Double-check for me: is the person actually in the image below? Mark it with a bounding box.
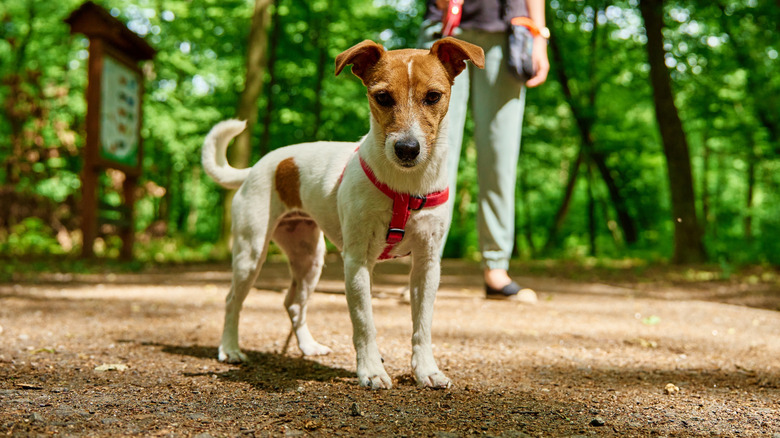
[418,0,550,301]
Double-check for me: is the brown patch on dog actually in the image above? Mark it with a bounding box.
[363,49,458,151]
[277,211,315,233]
[275,157,302,208]
[334,39,484,160]
[430,38,485,82]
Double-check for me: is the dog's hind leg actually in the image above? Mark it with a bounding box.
[273,215,332,356]
[219,207,274,364]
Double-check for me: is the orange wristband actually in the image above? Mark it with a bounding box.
[510,16,541,37]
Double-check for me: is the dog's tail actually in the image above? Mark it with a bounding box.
[201,119,252,189]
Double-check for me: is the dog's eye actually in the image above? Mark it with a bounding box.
[424,91,442,105]
[374,91,395,107]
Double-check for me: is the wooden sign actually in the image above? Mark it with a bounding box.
[66,1,156,259]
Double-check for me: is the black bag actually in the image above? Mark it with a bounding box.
[508,21,535,80]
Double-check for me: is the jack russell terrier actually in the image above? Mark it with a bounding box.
[202,37,484,389]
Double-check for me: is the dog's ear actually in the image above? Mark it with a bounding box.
[430,37,485,81]
[335,40,385,82]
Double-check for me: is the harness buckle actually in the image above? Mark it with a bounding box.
[409,195,427,211]
[386,228,405,244]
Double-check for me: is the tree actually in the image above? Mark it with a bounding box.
[219,0,274,249]
[639,0,706,263]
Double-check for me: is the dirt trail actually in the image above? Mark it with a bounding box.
[1,258,779,437]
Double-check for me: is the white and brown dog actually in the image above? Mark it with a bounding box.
[202,38,484,389]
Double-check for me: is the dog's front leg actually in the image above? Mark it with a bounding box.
[409,249,451,389]
[343,254,393,389]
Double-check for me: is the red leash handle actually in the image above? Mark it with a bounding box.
[442,0,464,36]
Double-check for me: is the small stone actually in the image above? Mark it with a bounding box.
[53,405,75,418]
[102,417,120,425]
[94,363,128,372]
[590,417,605,427]
[29,412,44,423]
[350,402,363,417]
[187,413,208,421]
[664,383,680,395]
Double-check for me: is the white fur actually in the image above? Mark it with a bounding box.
[202,74,453,392]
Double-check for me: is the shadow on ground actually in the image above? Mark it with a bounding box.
[152,342,354,393]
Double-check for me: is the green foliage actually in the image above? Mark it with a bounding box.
[0,0,778,266]
[0,218,64,256]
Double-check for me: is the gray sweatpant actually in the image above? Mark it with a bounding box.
[419,22,527,270]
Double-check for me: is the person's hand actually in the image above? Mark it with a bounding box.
[526,37,550,88]
[435,0,448,10]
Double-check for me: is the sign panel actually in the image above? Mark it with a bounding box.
[100,55,141,167]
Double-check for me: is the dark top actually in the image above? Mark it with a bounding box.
[424,0,528,33]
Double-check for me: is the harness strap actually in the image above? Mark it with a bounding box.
[359,156,449,260]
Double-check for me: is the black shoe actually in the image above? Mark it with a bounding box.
[485,281,538,303]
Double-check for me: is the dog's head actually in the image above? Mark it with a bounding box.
[335,38,484,170]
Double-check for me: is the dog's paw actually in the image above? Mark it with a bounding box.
[357,360,393,389]
[416,371,451,389]
[358,371,393,390]
[218,345,248,364]
[299,341,333,357]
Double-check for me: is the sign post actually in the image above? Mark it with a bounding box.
[66,1,156,259]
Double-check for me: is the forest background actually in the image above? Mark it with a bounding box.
[1,0,778,274]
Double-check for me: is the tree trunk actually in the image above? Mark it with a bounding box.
[544,149,583,252]
[219,0,274,249]
[259,1,282,156]
[588,151,638,244]
[639,0,706,264]
[586,162,597,257]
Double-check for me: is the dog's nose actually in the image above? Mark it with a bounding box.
[394,138,420,162]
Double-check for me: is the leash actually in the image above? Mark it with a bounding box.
[442,0,464,36]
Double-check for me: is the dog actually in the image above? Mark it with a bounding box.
[201,38,484,389]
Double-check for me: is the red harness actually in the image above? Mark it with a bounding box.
[357,156,449,260]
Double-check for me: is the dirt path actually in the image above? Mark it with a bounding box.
[1,258,779,437]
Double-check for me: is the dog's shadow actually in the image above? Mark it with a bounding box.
[147,342,354,393]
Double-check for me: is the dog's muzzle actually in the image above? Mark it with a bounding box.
[394,138,420,166]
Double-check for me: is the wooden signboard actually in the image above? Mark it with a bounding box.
[66,1,155,259]
[100,55,142,169]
